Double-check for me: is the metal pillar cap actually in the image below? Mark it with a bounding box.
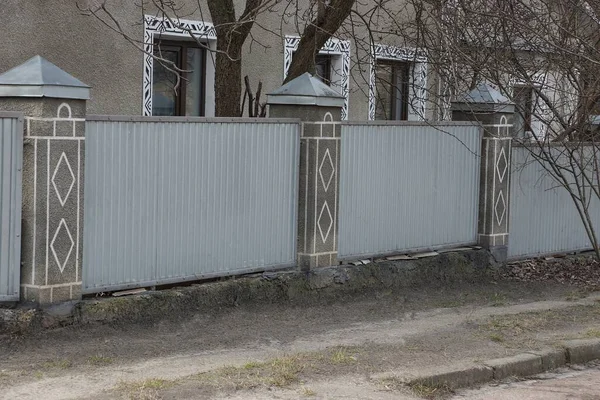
[0,55,90,100]
[267,73,344,107]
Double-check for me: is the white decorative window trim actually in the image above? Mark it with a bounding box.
[369,44,428,121]
[283,36,351,120]
[143,15,217,117]
[509,73,551,141]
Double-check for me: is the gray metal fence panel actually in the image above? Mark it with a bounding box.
[338,122,482,259]
[0,113,23,301]
[83,118,299,293]
[508,145,600,259]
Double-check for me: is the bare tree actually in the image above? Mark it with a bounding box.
[284,0,356,83]
[380,0,600,259]
[78,0,358,116]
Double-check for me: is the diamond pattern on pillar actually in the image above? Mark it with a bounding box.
[318,202,333,243]
[496,146,508,183]
[494,190,507,226]
[50,218,75,273]
[319,148,335,192]
[52,152,76,207]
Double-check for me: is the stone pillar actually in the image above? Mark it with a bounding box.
[0,56,90,304]
[452,83,514,261]
[268,73,344,269]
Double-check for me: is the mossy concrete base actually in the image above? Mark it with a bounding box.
[1,249,495,336]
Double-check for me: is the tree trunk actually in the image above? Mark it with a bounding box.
[285,0,355,84]
[214,40,244,117]
[208,0,261,116]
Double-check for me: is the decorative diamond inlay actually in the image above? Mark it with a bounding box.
[52,152,76,207]
[496,146,508,183]
[317,202,333,243]
[50,219,75,274]
[319,148,335,192]
[494,190,507,226]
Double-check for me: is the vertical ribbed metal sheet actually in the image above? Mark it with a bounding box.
[0,113,23,301]
[338,122,482,259]
[83,117,299,293]
[508,146,600,259]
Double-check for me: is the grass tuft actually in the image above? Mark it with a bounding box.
[87,355,114,366]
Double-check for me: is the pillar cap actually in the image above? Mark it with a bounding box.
[0,56,90,100]
[267,73,344,107]
[452,83,514,113]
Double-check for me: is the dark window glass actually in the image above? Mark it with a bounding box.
[315,55,332,85]
[152,40,206,116]
[513,86,533,137]
[374,61,411,120]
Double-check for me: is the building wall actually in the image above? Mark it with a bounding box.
[0,0,426,120]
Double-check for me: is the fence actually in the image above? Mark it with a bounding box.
[509,145,600,259]
[0,113,23,301]
[337,122,482,259]
[83,117,300,293]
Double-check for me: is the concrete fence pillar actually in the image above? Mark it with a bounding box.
[0,56,89,304]
[452,83,514,261]
[268,73,344,269]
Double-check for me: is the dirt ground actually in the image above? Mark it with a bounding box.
[1,281,600,400]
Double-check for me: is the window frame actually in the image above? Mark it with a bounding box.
[374,60,411,121]
[369,44,427,121]
[513,85,534,135]
[390,61,410,121]
[153,39,207,117]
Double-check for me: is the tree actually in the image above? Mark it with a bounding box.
[284,0,355,83]
[78,0,357,116]
[382,0,600,259]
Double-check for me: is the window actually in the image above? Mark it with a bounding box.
[283,36,350,119]
[513,86,533,137]
[374,61,411,120]
[315,55,332,85]
[152,40,206,116]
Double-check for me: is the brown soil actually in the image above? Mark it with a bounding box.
[2,280,600,400]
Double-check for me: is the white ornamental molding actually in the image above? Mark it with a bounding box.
[283,36,351,120]
[143,15,217,116]
[369,44,428,121]
[50,218,75,274]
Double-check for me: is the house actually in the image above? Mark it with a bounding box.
[2,0,595,140]
[0,0,432,123]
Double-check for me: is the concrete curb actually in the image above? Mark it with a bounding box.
[405,340,600,391]
[0,249,495,336]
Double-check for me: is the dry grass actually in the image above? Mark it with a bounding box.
[41,359,73,370]
[117,378,175,400]
[476,303,600,348]
[409,382,452,399]
[380,377,452,399]
[584,328,600,338]
[330,347,358,365]
[111,345,363,398]
[488,333,505,343]
[87,355,114,366]
[300,386,317,397]
[489,292,508,307]
[189,346,361,391]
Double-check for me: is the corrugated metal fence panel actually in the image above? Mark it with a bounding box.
[0,113,23,301]
[508,146,600,259]
[338,123,482,259]
[83,119,299,293]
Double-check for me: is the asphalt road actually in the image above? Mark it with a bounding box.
[454,364,600,400]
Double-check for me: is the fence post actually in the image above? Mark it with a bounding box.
[267,73,345,269]
[451,83,514,261]
[0,56,89,304]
